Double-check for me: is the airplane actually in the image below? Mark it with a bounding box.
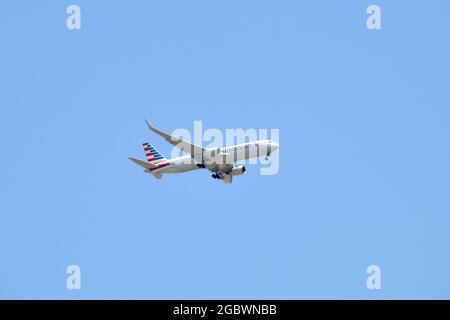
[129,120,279,184]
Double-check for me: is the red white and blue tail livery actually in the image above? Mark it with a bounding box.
[142,143,166,164]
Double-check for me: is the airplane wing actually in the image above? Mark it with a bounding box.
[145,119,205,162]
[204,163,233,173]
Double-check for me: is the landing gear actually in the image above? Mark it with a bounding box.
[197,164,206,169]
[212,173,220,179]
[265,152,271,160]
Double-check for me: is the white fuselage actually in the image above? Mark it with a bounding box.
[155,140,277,174]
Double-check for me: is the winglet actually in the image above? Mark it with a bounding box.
[144,119,154,131]
[144,118,168,138]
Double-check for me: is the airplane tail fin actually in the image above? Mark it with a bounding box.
[142,142,167,164]
[129,143,168,180]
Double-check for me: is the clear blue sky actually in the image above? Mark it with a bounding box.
[1,0,449,299]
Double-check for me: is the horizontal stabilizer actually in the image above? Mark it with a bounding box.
[128,157,157,170]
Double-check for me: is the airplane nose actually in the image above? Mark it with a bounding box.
[271,142,279,151]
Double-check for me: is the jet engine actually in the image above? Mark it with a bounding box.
[230,165,246,176]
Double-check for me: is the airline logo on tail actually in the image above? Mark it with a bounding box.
[141,142,171,174]
[142,143,166,164]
